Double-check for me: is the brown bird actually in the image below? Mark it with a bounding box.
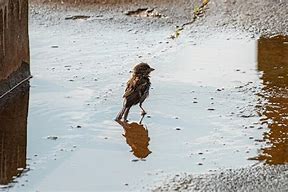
[116,63,154,121]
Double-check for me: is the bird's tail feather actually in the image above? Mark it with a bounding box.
[123,107,131,121]
[116,107,126,121]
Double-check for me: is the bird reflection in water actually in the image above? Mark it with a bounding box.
[116,116,152,159]
[250,35,288,165]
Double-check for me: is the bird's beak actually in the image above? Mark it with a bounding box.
[150,68,155,71]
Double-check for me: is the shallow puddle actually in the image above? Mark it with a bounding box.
[1,18,288,191]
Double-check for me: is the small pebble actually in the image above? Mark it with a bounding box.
[47,136,58,140]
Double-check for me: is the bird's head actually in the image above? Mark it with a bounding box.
[133,63,155,76]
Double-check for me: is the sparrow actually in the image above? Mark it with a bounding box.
[116,63,154,121]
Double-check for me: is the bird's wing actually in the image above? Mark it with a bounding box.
[123,77,139,98]
[123,77,148,98]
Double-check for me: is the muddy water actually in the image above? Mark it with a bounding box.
[3,14,288,191]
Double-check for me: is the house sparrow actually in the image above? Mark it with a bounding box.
[116,63,154,121]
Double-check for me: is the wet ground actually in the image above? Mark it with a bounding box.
[1,0,288,191]
[154,35,288,192]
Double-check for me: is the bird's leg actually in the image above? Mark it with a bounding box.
[139,114,146,124]
[139,103,146,116]
[123,107,131,122]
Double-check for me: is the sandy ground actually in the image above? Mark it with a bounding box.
[30,0,288,36]
[197,0,288,36]
[152,165,288,192]
[3,0,288,191]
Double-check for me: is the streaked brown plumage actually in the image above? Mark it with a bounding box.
[116,63,154,121]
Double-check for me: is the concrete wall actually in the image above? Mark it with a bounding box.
[0,0,30,96]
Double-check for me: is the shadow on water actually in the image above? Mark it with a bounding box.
[251,35,288,165]
[116,118,152,159]
[0,82,29,185]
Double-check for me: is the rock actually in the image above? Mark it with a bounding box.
[47,136,58,140]
[65,15,91,20]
